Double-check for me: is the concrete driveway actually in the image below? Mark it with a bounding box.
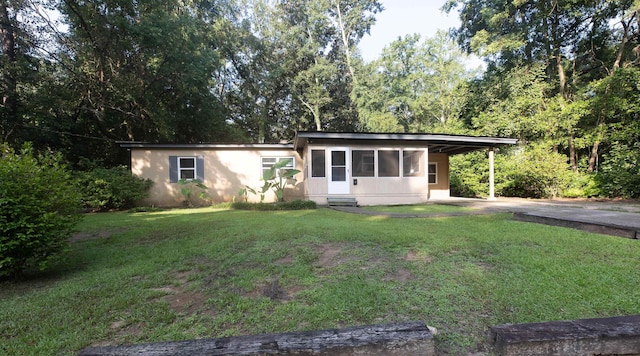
[332,197,640,239]
[436,197,640,213]
[437,197,640,239]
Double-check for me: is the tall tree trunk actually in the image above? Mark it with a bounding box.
[300,97,321,131]
[551,0,567,99]
[557,54,567,99]
[259,98,268,143]
[569,133,577,171]
[613,15,633,71]
[333,0,358,88]
[588,110,606,173]
[0,1,17,142]
[587,140,600,173]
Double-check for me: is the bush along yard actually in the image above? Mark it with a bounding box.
[2,207,640,355]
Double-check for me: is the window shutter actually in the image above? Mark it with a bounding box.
[169,156,178,183]
[196,156,205,181]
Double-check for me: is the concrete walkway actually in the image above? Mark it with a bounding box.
[332,198,640,239]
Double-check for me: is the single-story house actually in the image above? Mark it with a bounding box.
[120,131,517,206]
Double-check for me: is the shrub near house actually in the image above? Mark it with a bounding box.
[79,167,153,211]
[0,144,81,278]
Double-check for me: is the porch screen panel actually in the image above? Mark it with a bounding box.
[311,150,325,177]
[352,150,374,177]
[403,151,424,177]
[331,151,346,181]
[378,150,400,177]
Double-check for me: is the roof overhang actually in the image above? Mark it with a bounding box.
[118,142,294,150]
[293,131,518,155]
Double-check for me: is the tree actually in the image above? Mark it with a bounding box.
[447,0,640,183]
[587,67,640,192]
[356,32,473,133]
[329,0,381,85]
[0,1,19,143]
[0,0,59,148]
[50,0,230,164]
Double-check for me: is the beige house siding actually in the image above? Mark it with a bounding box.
[302,145,450,206]
[131,148,303,206]
[428,153,450,199]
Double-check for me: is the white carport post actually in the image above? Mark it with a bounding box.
[488,146,496,200]
[425,146,430,200]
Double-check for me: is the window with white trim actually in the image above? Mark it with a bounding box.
[261,157,295,178]
[178,157,197,180]
[428,163,437,184]
[169,156,204,183]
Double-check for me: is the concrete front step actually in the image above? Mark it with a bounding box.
[327,197,358,207]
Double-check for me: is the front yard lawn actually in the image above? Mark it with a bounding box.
[2,207,639,355]
[364,203,474,214]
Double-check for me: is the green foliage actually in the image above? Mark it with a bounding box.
[239,159,300,202]
[43,0,234,165]
[127,206,166,213]
[178,179,209,207]
[231,200,317,210]
[450,152,490,198]
[562,173,601,198]
[596,142,640,198]
[0,143,81,278]
[452,145,574,199]
[237,180,272,203]
[501,144,573,198]
[264,160,301,202]
[450,151,514,197]
[356,32,473,133]
[79,167,152,211]
[472,65,556,141]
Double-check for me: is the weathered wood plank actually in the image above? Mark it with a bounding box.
[490,314,640,356]
[79,321,434,356]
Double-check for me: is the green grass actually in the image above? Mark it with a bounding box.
[2,207,640,355]
[364,203,474,214]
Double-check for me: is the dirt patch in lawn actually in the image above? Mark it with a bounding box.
[164,289,210,315]
[149,271,214,317]
[274,242,354,269]
[404,250,433,264]
[70,228,127,242]
[315,243,344,268]
[274,256,294,265]
[384,267,415,283]
[238,277,306,302]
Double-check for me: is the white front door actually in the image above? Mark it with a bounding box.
[328,148,350,195]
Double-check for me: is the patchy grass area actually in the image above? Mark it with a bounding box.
[364,203,474,214]
[2,207,640,355]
